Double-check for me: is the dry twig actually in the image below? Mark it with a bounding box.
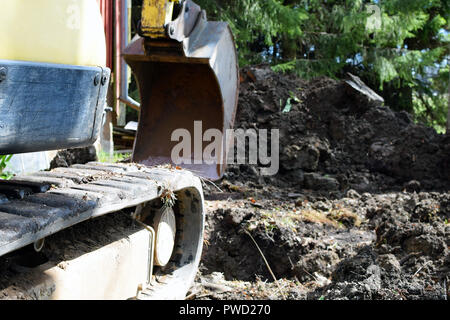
[244,230,286,300]
[413,260,431,277]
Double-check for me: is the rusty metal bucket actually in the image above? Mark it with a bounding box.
[123,8,239,181]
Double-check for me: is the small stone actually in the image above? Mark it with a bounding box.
[294,196,308,207]
[314,272,331,286]
[377,254,401,273]
[304,173,340,191]
[404,180,421,193]
[312,201,332,212]
[223,209,248,227]
[346,189,361,199]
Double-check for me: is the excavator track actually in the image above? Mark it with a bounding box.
[0,162,205,299]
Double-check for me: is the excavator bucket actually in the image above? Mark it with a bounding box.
[123,0,239,181]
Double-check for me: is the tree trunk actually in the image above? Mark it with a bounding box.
[281,35,297,61]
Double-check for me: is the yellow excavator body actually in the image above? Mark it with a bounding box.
[0,0,106,67]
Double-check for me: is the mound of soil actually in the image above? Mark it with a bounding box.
[49,146,97,169]
[193,65,449,300]
[226,66,449,193]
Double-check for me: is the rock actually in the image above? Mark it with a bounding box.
[281,136,331,172]
[294,196,308,207]
[50,146,97,169]
[312,201,332,212]
[314,273,331,287]
[349,175,373,193]
[288,193,303,198]
[403,235,446,257]
[294,251,340,282]
[248,67,273,82]
[297,146,320,171]
[412,198,439,222]
[346,189,361,199]
[201,281,232,293]
[282,144,319,171]
[345,73,384,108]
[364,264,382,291]
[377,254,401,273]
[404,180,421,193]
[222,209,248,227]
[304,173,340,191]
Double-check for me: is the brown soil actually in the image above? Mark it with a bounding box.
[49,146,97,169]
[191,65,449,300]
[4,65,448,300]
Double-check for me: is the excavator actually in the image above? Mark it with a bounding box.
[0,0,238,299]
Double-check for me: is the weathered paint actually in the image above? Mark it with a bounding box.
[0,60,110,154]
[0,0,106,67]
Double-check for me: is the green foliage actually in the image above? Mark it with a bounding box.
[98,151,131,164]
[197,0,449,132]
[271,60,296,73]
[0,155,13,180]
[196,0,307,65]
[282,91,300,113]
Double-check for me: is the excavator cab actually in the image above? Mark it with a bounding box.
[123,0,239,181]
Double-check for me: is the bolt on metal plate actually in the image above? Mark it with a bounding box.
[94,73,101,86]
[0,67,7,82]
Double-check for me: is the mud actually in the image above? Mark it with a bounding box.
[49,146,98,169]
[192,65,449,300]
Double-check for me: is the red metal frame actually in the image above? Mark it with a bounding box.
[98,0,140,120]
[96,0,114,69]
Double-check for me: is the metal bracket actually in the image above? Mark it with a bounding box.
[132,211,156,287]
[140,0,201,42]
[140,0,180,38]
[166,0,201,42]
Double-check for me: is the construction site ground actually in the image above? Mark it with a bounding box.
[191,66,449,300]
[1,66,448,300]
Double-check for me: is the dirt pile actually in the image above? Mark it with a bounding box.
[312,191,449,300]
[194,65,449,300]
[49,146,97,169]
[224,65,450,194]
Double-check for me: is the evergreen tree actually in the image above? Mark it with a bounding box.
[196,0,449,132]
